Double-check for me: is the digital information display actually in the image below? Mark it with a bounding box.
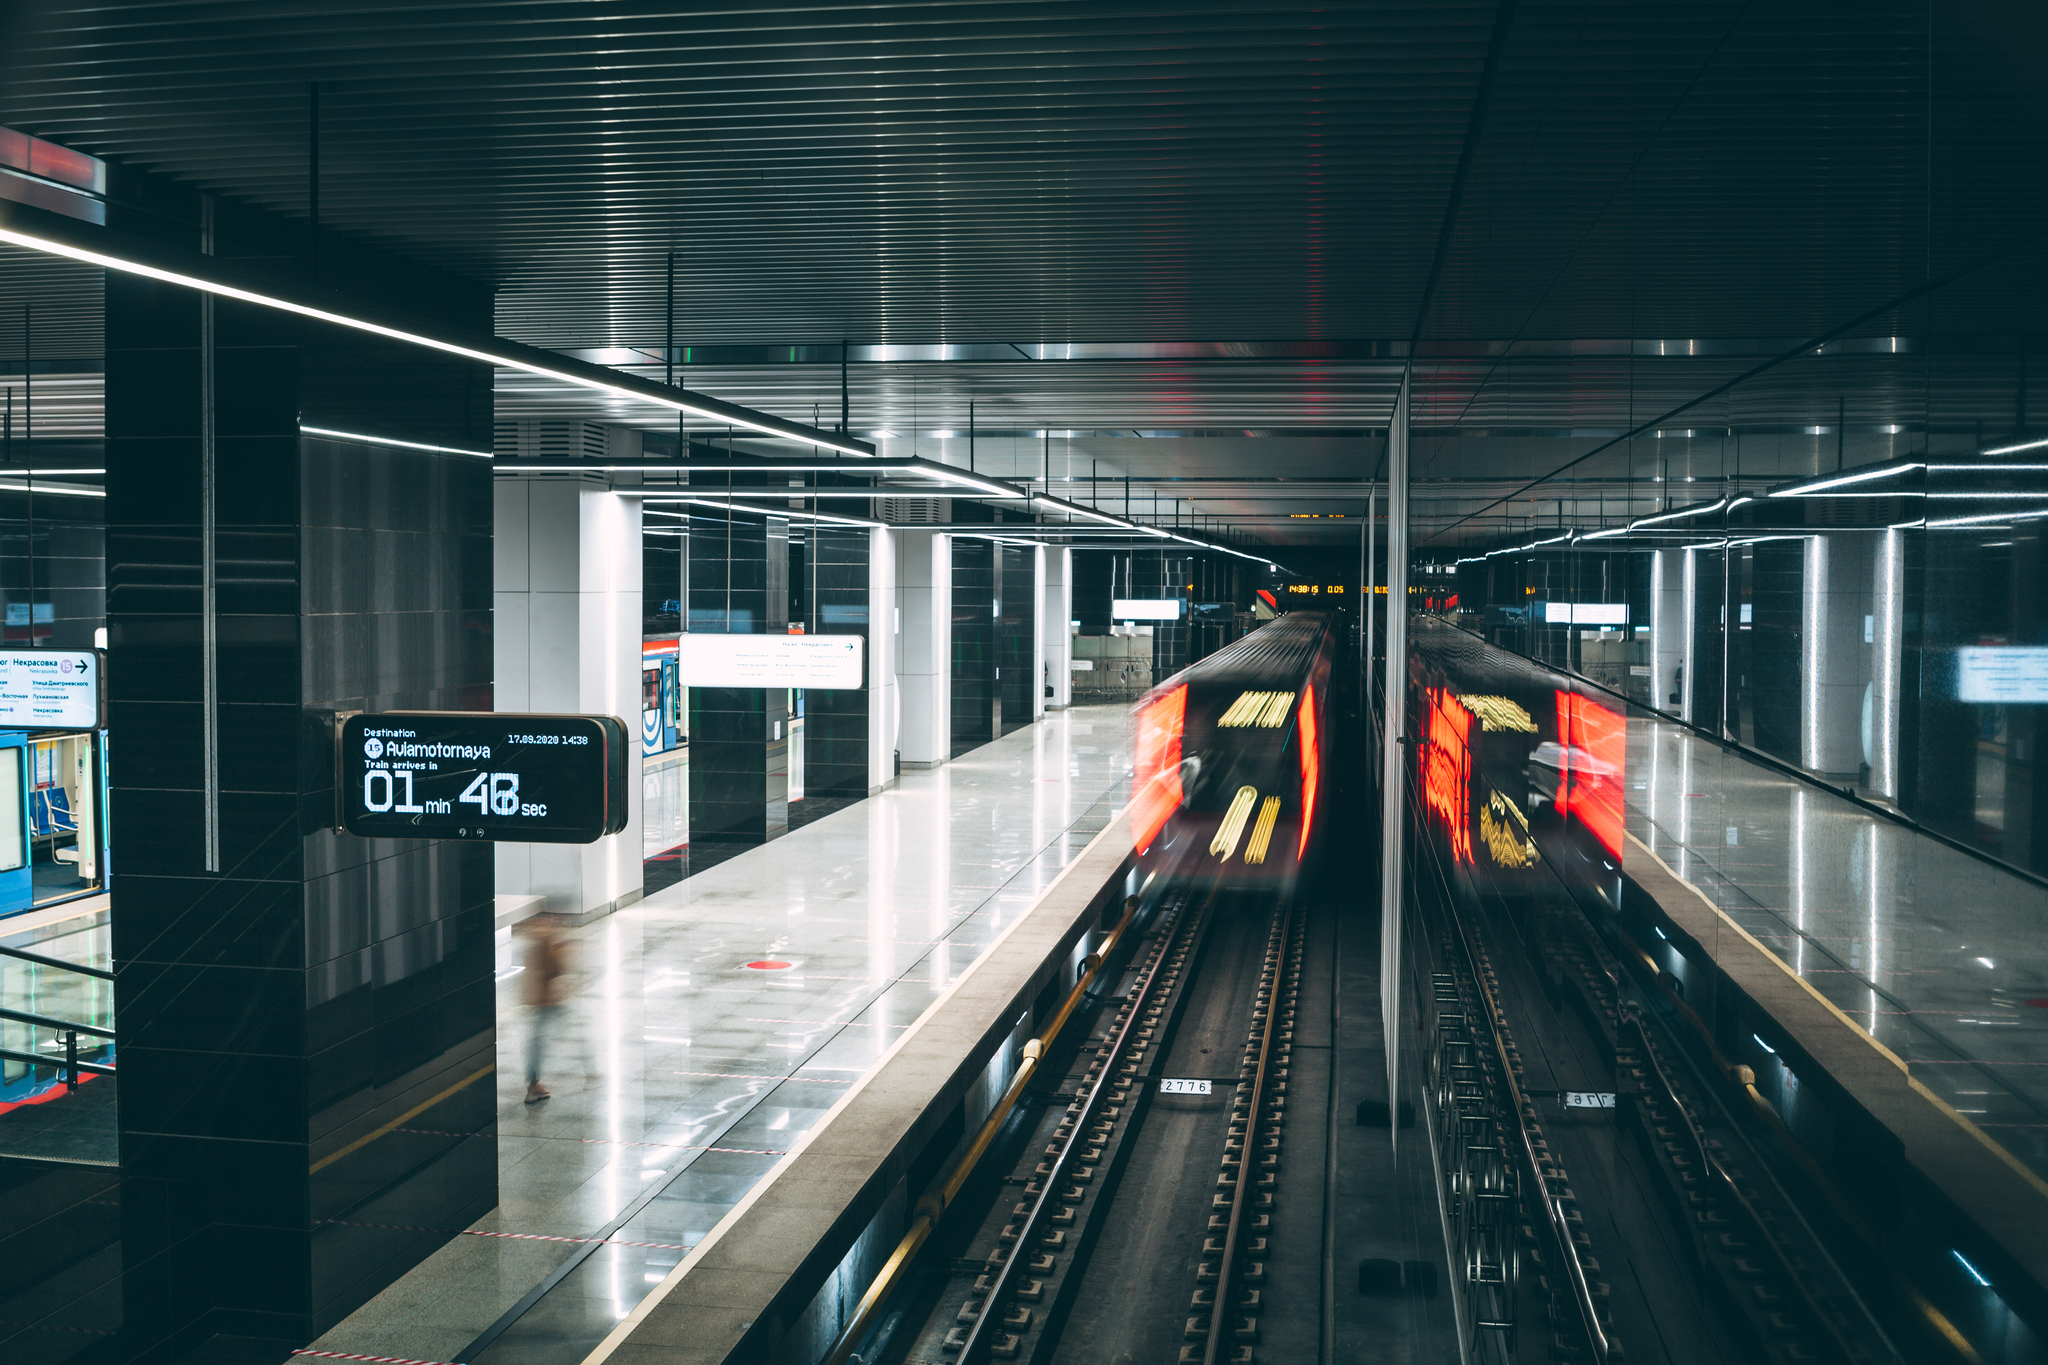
[678,633,864,689]
[339,712,628,844]
[1957,646,2048,703]
[0,649,102,730]
[1112,598,1184,620]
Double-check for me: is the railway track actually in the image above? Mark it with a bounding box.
[826,882,1333,1365]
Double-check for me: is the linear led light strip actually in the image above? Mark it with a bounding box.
[1580,496,1752,540]
[0,476,103,498]
[301,425,492,459]
[0,202,869,458]
[515,459,1020,499]
[639,496,884,528]
[1770,462,1923,497]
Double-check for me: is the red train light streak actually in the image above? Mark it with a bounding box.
[1296,684,1319,857]
[1422,687,1474,864]
[1131,684,1187,854]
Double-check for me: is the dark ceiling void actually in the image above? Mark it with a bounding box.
[0,0,2040,549]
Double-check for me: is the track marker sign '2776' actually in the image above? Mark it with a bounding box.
[338,712,628,844]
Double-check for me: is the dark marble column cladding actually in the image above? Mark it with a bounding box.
[803,527,870,795]
[105,184,494,1350]
[687,508,788,845]
[950,538,996,755]
[297,423,496,1333]
[1072,549,1114,634]
[998,545,1035,734]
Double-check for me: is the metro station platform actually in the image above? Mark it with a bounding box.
[305,705,1135,1365]
[1623,712,2048,1179]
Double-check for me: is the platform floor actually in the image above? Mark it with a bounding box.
[310,705,1135,1365]
[1624,714,2048,1180]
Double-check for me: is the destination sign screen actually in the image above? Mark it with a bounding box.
[339,712,627,844]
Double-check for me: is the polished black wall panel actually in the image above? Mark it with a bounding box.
[688,512,790,845]
[105,215,494,1354]
[951,537,996,754]
[802,528,870,797]
[998,544,1036,733]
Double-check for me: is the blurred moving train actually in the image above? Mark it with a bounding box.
[1406,617,1629,900]
[1130,611,1336,890]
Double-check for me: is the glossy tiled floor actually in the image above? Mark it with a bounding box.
[310,705,1136,1365]
[1624,715,2048,1179]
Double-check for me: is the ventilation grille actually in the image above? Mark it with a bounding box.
[495,420,610,461]
[878,497,949,524]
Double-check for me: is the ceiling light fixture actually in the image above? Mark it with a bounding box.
[301,425,493,459]
[1769,462,1923,497]
[637,496,885,528]
[1981,436,2048,457]
[0,198,869,457]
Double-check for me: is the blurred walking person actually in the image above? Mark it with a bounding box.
[522,915,571,1104]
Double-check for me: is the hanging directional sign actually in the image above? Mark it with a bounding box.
[338,712,628,844]
[0,649,104,730]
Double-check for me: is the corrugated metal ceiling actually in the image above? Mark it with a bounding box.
[0,0,2042,546]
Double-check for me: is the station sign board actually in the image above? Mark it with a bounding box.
[1957,646,2048,703]
[338,712,628,844]
[0,649,103,730]
[1112,599,1183,620]
[678,633,864,689]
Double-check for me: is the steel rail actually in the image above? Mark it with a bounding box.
[1431,843,1611,1364]
[1623,1010,1859,1364]
[820,894,1146,1365]
[956,893,1211,1364]
[1203,900,1296,1365]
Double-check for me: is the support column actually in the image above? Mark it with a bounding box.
[1869,529,1905,799]
[1651,548,1683,713]
[493,473,644,921]
[1802,532,1872,777]
[1379,373,1410,1113]
[107,227,496,1346]
[1042,547,1072,710]
[867,526,899,791]
[895,529,951,768]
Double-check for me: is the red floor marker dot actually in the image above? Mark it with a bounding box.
[746,960,794,971]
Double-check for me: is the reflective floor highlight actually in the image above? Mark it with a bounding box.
[309,706,1136,1365]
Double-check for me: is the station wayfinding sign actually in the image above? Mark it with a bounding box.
[338,712,629,844]
[678,633,865,689]
[0,649,103,730]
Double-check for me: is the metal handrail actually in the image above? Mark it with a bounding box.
[0,942,115,980]
[1623,1009,1858,1364]
[0,1004,114,1039]
[0,1045,114,1082]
